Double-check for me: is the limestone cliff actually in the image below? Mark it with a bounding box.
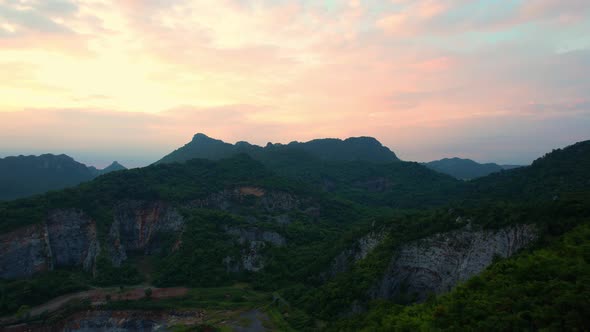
[0,209,99,279]
[0,202,185,278]
[372,224,537,302]
[108,201,185,266]
[224,226,286,272]
[322,231,386,281]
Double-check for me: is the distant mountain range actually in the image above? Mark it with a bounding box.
[0,135,535,201]
[88,161,127,176]
[158,133,525,181]
[0,154,126,201]
[424,158,523,180]
[156,133,400,164]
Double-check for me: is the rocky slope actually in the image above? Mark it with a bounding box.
[224,226,287,272]
[372,223,537,302]
[0,209,99,279]
[0,202,184,279]
[0,187,305,279]
[108,201,185,266]
[322,231,386,281]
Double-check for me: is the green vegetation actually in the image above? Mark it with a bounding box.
[0,270,89,315]
[327,222,590,331]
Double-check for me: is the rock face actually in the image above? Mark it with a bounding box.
[0,202,185,278]
[322,231,386,281]
[0,209,99,279]
[373,224,536,302]
[224,226,286,272]
[0,224,51,279]
[46,210,100,272]
[108,201,185,266]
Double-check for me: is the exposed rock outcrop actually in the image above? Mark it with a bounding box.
[108,201,185,266]
[0,202,185,278]
[0,224,51,279]
[372,224,536,302]
[46,210,100,271]
[322,231,386,281]
[0,209,99,279]
[224,226,286,272]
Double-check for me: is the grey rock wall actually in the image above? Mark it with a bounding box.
[372,224,537,302]
[0,209,99,279]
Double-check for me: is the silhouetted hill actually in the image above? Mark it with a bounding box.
[0,155,127,201]
[470,140,590,200]
[157,133,400,164]
[0,154,94,201]
[96,161,127,175]
[424,157,521,179]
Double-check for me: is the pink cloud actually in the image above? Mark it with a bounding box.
[0,0,588,166]
[519,0,590,23]
[411,57,455,72]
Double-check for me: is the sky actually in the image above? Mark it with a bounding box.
[0,0,589,168]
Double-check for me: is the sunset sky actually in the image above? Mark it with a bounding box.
[1,0,589,167]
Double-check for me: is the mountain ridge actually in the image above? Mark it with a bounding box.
[424,157,523,180]
[157,133,400,164]
[0,154,127,201]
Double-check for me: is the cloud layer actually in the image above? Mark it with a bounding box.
[0,0,589,166]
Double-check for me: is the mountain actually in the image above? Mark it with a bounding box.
[469,140,590,201]
[424,157,522,180]
[157,133,400,164]
[0,140,588,330]
[0,154,95,201]
[156,134,459,208]
[0,154,127,201]
[89,161,127,176]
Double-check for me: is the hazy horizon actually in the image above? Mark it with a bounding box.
[0,132,584,169]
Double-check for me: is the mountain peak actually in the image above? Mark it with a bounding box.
[107,160,125,168]
[344,136,383,146]
[192,133,217,142]
[100,161,127,174]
